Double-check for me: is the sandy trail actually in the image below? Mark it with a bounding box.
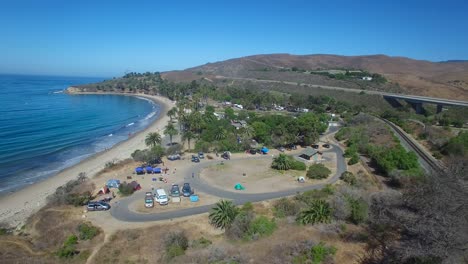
[0,93,174,228]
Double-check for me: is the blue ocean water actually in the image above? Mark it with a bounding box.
[0,74,160,194]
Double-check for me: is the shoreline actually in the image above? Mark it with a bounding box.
[0,91,174,228]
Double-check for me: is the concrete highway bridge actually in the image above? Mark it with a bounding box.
[382,94,468,114]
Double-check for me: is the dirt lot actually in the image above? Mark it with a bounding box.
[200,156,336,194]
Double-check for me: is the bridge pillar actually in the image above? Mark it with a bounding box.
[436,104,443,114]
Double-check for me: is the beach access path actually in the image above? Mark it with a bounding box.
[0,93,174,228]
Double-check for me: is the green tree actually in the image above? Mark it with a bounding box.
[181,130,195,150]
[224,107,236,120]
[167,106,178,121]
[209,200,239,229]
[271,154,292,170]
[306,164,331,179]
[145,132,162,148]
[164,121,178,145]
[296,199,332,225]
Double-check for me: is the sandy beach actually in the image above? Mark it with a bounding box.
[0,92,174,228]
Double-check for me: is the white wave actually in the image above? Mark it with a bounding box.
[143,111,156,120]
[126,122,135,127]
[53,90,64,94]
[108,133,113,136]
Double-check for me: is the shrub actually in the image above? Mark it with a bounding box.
[241,202,253,212]
[246,216,277,239]
[66,192,93,206]
[118,182,135,196]
[273,198,300,218]
[163,231,188,259]
[290,159,307,171]
[297,200,332,225]
[271,154,292,170]
[77,223,99,240]
[209,200,239,229]
[348,153,359,165]
[295,189,333,206]
[56,235,78,258]
[191,237,212,249]
[340,171,357,186]
[49,173,93,206]
[347,198,368,224]
[310,242,337,264]
[225,211,254,240]
[306,164,331,179]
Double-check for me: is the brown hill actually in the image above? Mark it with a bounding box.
[162,54,468,100]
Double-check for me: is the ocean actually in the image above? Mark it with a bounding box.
[0,74,160,194]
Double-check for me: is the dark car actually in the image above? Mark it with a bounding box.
[198,152,205,159]
[322,144,330,148]
[278,147,286,152]
[182,183,192,197]
[191,155,200,163]
[86,202,110,211]
[249,149,257,155]
[312,144,319,149]
[170,184,180,197]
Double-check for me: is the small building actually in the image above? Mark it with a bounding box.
[362,76,373,81]
[299,147,318,160]
[231,120,247,129]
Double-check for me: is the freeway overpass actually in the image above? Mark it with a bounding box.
[382,94,468,113]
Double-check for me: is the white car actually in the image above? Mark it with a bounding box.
[154,188,168,205]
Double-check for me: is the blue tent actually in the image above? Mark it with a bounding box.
[145,166,153,174]
[261,147,269,154]
[190,195,199,202]
[135,167,144,175]
[153,167,162,174]
[106,179,120,188]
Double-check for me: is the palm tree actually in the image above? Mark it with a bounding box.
[181,130,195,150]
[296,199,332,225]
[214,126,227,141]
[271,154,292,170]
[145,132,162,148]
[167,106,178,121]
[164,121,178,145]
[209,200,239,229]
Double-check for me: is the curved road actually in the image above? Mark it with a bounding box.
[111,128,345,222]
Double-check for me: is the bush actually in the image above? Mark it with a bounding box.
[340,171,357,186]
[225,211,254,240]
[56,235,78,258]
[49,173,93,206]
[295,189,333,206]
[273,198,300,218]
[290,159,307,171]
[77,223,99,240]
[348,153,359,165]
[347,198,368,224]
[118,182,135,196]
[306,164,331,179]
[310,242,337,264]
[191,237,212,249]
[296,200,332,225]
[246,216,277,240]
[163,231,188,259]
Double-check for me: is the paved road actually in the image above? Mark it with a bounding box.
[215,76,468,106]
[110,128,345,222]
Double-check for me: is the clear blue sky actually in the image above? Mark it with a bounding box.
[1,0,467,77]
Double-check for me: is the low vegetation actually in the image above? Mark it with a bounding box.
[306,163,332,179]
[118,182,135,196]
[271,154,306,171]
[48,173,94,206]
[163,231,189,259]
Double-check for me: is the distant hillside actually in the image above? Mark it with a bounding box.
[162,54,468,100]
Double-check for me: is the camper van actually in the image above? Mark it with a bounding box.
[154,188,168,205]
[144,192,154,208]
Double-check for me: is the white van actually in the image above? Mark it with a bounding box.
[154,188,168,205]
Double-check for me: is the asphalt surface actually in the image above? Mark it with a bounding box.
[110,126,345,222]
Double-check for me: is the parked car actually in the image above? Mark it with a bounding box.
[154,188,168,205]
[312,144,319,149]
[278,147,286,152]
[322,143,330,148]
[198,152,205,159]
[170,184,180,197]
[86,202,110,211]
[182,183,192,197]
[191,155,200,163]
[145,192,154,208]
[249,149,257,155]
[168,154,181,161]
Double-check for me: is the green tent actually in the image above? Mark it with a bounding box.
[234,183,245,190]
